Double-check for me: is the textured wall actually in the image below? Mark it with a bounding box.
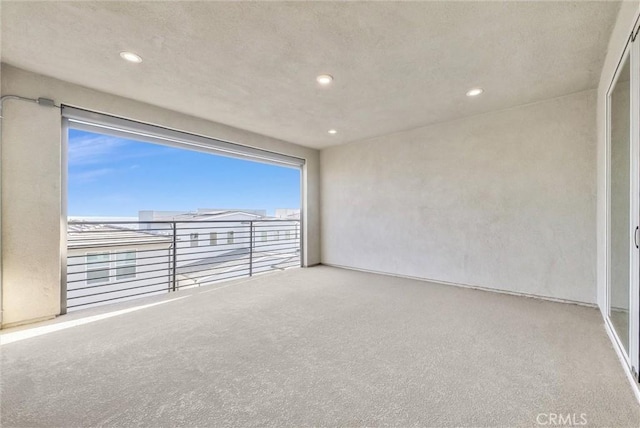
[1,100,62,325]
[321,90,597,304]
[1,64,320,327]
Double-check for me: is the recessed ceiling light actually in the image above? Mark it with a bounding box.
[120,51,142,63]
[466,87,484,97]
[317,74,334,86]
[328,129,337,135]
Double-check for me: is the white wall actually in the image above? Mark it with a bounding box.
[597,1,640,317]
[1,64,320,327]
[321,90,597,304]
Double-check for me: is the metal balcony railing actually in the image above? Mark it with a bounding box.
[66,220,301,311]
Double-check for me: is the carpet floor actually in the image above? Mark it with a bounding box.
[1,266,639,427]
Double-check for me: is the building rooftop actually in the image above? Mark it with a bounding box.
[67,223,172,249]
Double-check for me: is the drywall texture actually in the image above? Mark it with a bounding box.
[597,1,640,317]
[1,100,62,325]
[0,64,320,327]
[321,90,597,304]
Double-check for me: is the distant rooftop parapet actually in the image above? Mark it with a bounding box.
[138,208,268,222]
[196,208,266,216]
[67,223,172,248]
[275,208,300,219]
[68,216,138,223]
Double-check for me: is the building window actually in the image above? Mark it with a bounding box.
[190,233,199,247]
[210,232,218,246]
[227,231,234,244]
[86,252,110,285]
[115,251,136,280]
[261,231,267,242]
[275,231,280,241]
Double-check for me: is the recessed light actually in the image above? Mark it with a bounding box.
[328,129,337,135]
[466,87,484,97]
[317,74,334,86]
[120,51,142,63]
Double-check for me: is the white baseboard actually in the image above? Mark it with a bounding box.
[320,263,597,308]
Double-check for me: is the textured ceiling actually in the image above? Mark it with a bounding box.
[1,1,621,149]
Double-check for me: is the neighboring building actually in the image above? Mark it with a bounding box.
[66,223,173,311]
[139,209,300,288]
[274,208,300,219]
[137,210,299,255]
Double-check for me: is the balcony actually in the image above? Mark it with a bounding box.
[2,266,639,426]
[66,220,301,311]
[3,1,640,426]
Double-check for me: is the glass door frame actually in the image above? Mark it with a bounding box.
[605,36,640,377]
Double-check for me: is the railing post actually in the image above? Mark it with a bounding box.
[249,221,254,277]
[172,221,177,292]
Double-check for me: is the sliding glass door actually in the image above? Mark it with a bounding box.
[608,51,632,355]
[607,38,640,375]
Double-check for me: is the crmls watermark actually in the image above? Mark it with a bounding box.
[536,413,588,426]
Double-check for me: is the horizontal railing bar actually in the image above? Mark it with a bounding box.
[67,252,298,287]
[69,256,173,270]
[175,258,251,272]
[177,264,297,286]
[69,229,173,234]
[173,236,293,243]
[68,249,299,277]
[69,219,299,225]
[175,270,251,287]
[252,253,300,259]
[252,259,299,268]
[164,250,251,263]
[69,242,172,250]
[178,249,298,267]
[68,253,171,266]
[67,246,172,255]
[249,264,298,273]
[172,232,296,240]
[69,236,296,250]
[132,239,295,263]
[173,225,298,231]
[176,256,296,276]
[177,259,260,275]
[252,242,300,250]
[68,251,167,261]
[68,239,299,261]
[176,238,297,247]
[68,271,173,288]
[68,280,171,299]
[67,266,173,283]
[69,259,299,305]
[174,245,294,256]
[67,243,251,260]
[67,288,170,308]
[176,257,299,279]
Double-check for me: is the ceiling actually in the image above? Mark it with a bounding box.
[1,1,621,149]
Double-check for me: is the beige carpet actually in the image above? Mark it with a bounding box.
[1,266,639,427]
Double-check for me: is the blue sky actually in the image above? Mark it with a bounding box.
[68,129,301,217]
